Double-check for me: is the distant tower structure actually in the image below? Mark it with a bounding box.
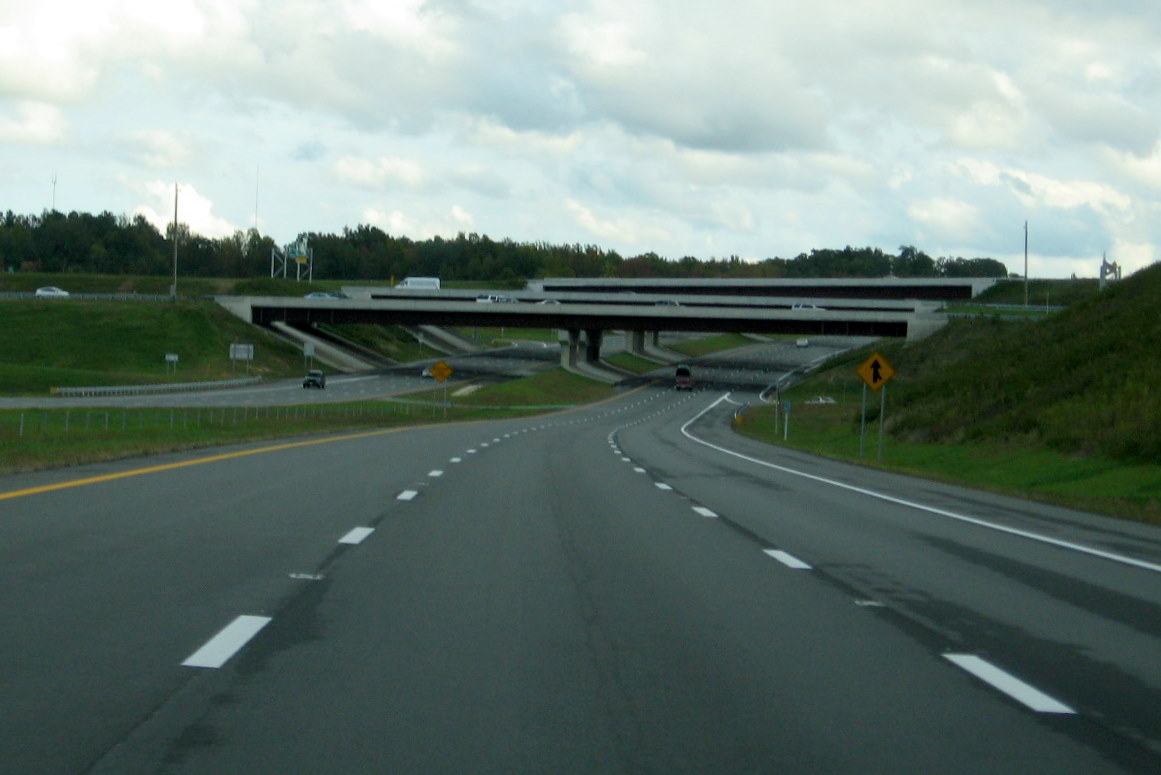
[1099,253,1121,290]
[271,235,313,282]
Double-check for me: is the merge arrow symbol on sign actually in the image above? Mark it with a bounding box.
[856,352,894,391]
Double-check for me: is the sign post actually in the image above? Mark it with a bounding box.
[856,352,895,459]
[430,360,454,417]
[230,343,255,376]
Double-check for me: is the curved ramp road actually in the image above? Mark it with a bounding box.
[1,343,1160,773]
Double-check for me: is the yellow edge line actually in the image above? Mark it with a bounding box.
[0,425,414,502]
[0,380,654,502]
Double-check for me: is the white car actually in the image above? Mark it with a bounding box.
[476,294,516,303]
[791,302,823,311]
[796,338,809,348]
[35,286,69,297]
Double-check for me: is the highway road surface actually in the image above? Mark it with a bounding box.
[2,341,1160,773]
[0,341,559,410]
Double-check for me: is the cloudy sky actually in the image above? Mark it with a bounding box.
[2,0,1159,278]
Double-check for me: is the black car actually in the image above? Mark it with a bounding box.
[303,370,326,389]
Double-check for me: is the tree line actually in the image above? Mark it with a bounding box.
[0,209,1010,282]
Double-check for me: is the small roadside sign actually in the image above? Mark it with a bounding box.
[856,352,895,392]
[430,360,453,383]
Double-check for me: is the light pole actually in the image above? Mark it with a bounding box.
[171,183,179,300]
[1023,220,1029,307]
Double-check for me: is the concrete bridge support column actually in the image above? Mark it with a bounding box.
[584,329,603,363]
[558,329,580,368]
[628,330,647,356]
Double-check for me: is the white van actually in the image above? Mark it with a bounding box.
[395,276,441,290]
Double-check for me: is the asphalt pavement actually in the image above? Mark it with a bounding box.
[2,340,1159,774]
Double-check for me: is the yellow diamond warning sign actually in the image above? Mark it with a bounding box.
[856,352,894,392]
[429,360,453,383]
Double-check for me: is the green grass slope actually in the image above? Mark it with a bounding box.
[887,264,1161,462]
[0,299,305,393]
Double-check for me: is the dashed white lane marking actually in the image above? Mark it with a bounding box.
[397,490,419,501]
[692,506,719,518]
[429,470,444,477]
[943,654,1076,714]
[621,457,632,462]
[763,549,812,569]
[633,467,646,473]
[450,457,462,463]
[182,615,272,669]
[339,527,375,544]
[466,449,477,454]
[655,483,673,491]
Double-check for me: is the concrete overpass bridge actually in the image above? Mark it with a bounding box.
[217,287,949,378]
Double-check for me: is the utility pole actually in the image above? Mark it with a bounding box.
[51,173,57,211]
[171,183,179,300]
[254,164,260,233]
[1023,220,1029,307]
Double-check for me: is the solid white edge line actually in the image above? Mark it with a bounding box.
[764,549,813,569]
[944,654,1075,714]
[397,490,419,501]
[339,526,375,545]
[182,615,272,669]
[680,394,1161,576]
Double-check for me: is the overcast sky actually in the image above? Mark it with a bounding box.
[3,0,1159,278]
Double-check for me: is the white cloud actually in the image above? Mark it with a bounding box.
[907,198,982,242]
[135,181,238,239]
[0,102,65,144]
[1104,141,1161,191]
[335,156,429,189]
[0,2,109,99]
[564,198,674,248]
[362,204,475,239]
[0,0,1159,276]
[127,129,195,169]
[559,13,646,68]
[953,159,1131,215]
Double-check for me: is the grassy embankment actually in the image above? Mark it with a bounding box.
[0,283,621,473]
[735,268,1161,524]
[0,376,613,474]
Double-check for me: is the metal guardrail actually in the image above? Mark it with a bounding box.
[51,377,262,397]
[1,292,174,301]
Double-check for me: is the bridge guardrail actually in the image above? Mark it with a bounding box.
[1,292,175,301]
[51,377,262,397]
